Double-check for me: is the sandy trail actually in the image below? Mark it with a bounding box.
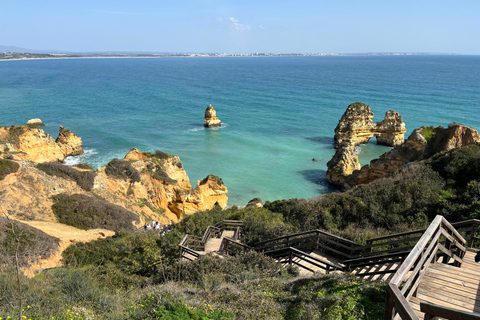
[19,220,115,277]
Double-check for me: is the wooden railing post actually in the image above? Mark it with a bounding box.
[289,249,293,265]
[384,285,395,320]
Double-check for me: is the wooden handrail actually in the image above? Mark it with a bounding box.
[265,246,345,273]
[385,216,467,320]
[179,220,246,260]
[386,284,419,320]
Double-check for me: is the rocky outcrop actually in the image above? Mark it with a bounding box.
[95,148,228,221]
[328,103,406,189]
[376,110,406,146]
[326,143,361,190]
[26,118,45,127]
[329,123,480,190]
[204,104,221,128]
[246,198,263,208]
[56,126,84,157]
[334,102,377,146]
[0,147,228,226]
[334,102,406,147]
[0,124,83,162]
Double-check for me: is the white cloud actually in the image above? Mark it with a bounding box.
[229,17,251,31]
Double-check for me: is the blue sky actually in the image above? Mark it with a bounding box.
[1,0,479,54]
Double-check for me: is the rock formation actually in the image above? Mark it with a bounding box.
[326,143,361,190]
[26,118,45,127]
[204,104,221,128]
[246,198,263,208]
[0,124,229,274]
[327,103,406,190]
[56,126,84,157]
[328,123,480,190]
[0,123,83,162]
[334,102,406,147]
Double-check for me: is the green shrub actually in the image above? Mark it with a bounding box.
[0,159,19,180]
[0,217,59,267]
[199,174,225,186]
[37,161,96,191]
[283,273,386,320]
[105,158,141,183]
[51,193,138,231]
[420,126,435,143]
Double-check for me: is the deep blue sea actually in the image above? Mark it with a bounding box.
[1,55,479,206]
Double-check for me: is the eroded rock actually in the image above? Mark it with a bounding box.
[204,104,221,128]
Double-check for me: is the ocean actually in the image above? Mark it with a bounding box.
[1,55,479,206]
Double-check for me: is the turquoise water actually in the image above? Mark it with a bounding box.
[1,56,479,205]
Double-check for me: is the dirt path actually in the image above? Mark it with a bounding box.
[19,220,115,277]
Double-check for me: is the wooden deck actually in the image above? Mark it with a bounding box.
[410,250,480,319]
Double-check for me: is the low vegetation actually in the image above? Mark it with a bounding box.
[0,217,59,267]
[51,193,139,232]
[2,144,480,318]
[37,161,97,191]
[105,158,141,183]
[0,159,20,180]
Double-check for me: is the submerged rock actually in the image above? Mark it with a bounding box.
[204,104,221,128]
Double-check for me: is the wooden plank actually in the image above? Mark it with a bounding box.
[420,282,480,307]
[417,288,477,313]
[420,303,480,320]
[441,228,467,252]
[416,293,472,313]
[438,243,464,265]
[422,276,480,296]
[441,217,467,245]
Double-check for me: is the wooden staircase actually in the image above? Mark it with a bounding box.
[179,217,480,319]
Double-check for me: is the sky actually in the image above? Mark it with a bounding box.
[1,0,479,54]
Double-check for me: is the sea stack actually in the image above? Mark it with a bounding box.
[327,102,406,190]
[204,104,221,128]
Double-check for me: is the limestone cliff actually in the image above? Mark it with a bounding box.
[328,103,406,189]
[204,104,222,128]
[330,123,480,190]
[326,143,361,190]
[0,123,83,162]
[56,126,84,157]
[334,102,406,147]
[95,149,228,221]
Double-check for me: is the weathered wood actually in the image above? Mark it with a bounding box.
[420,303,480,320]
[391,216,443,286]
[387,283,419,320]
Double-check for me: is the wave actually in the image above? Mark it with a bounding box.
[64,148,98,166]
[187,123,228,132]
[354,146,362,155]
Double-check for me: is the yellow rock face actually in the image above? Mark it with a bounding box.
[204,104,222,127]
[0,124,83,162]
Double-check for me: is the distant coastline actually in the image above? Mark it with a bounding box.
[0,51,464,61]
